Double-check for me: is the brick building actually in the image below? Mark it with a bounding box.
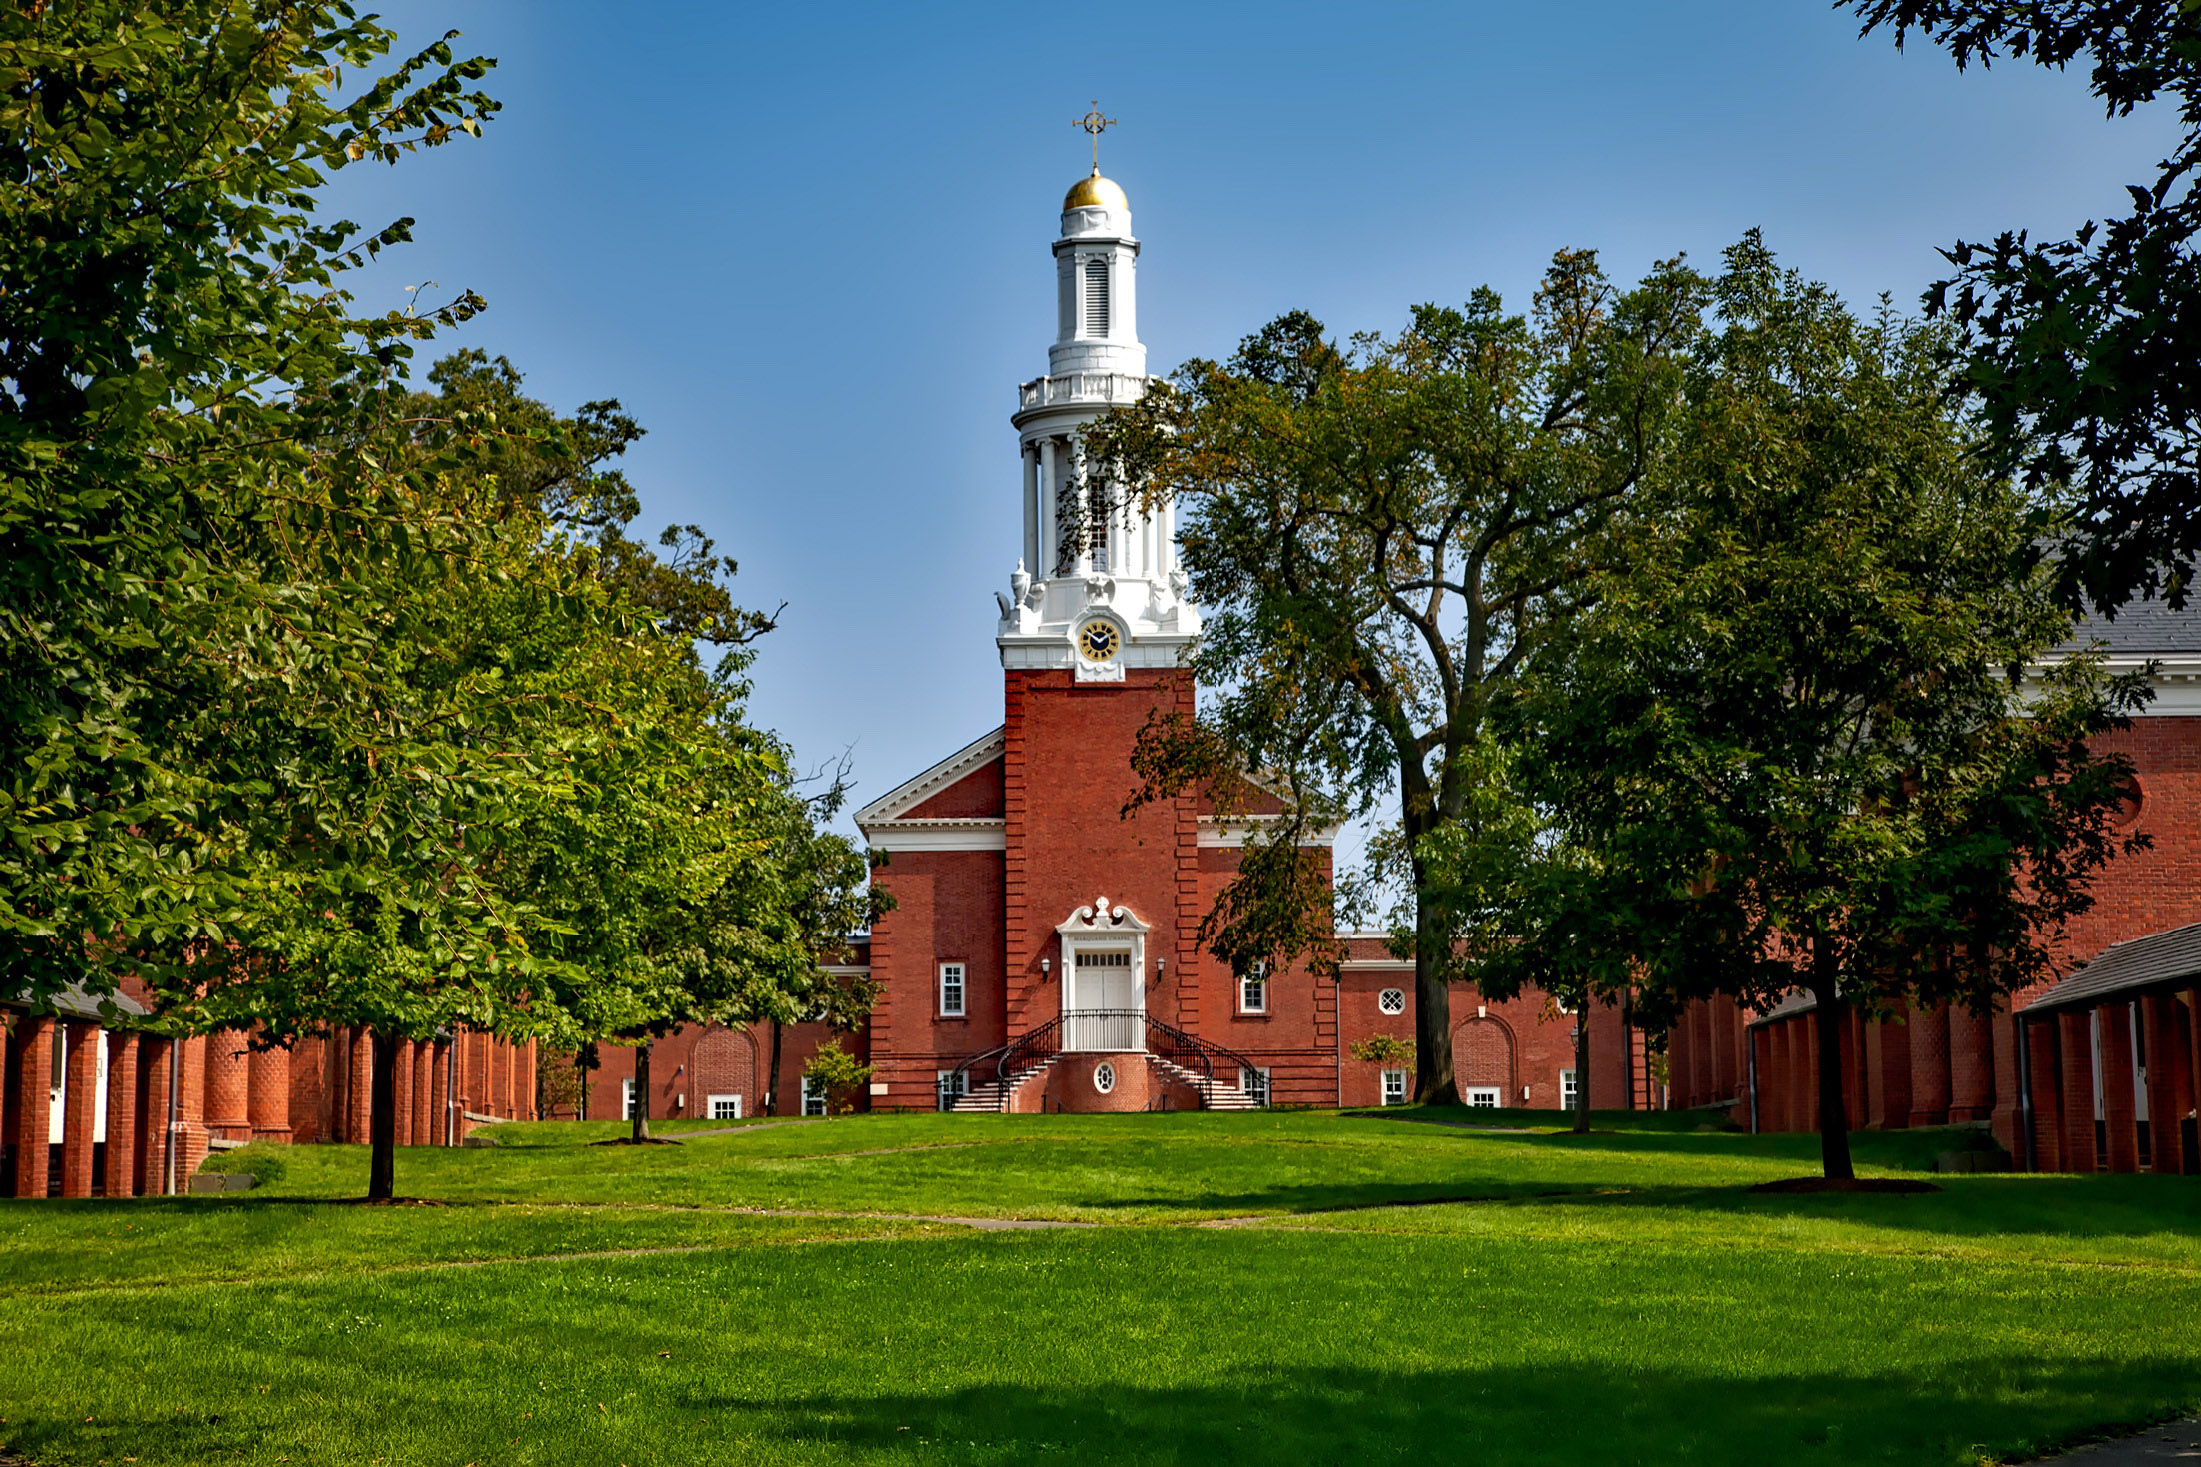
[586,163,1646,1122]
[1669,601,2201,1173]
[2,974,539,1198]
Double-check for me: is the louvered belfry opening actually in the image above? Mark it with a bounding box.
[1082,256,1110,337]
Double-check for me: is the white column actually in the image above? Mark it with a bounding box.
[1072,440,1092,576]
[1022,444,1039,573]
[1038,438,1055,576]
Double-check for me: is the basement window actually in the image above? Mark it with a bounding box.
[1382,1070,1408,1107]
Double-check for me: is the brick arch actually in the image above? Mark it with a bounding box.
[1454,1016,1516,1092]
[692,1028,757,1111]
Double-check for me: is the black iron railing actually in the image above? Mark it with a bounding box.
[1145,1013,1263,1108]
[945,1010,1268,1113]
[944,1017,1062,1112]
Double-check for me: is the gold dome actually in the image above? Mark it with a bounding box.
[1063,169,1129,212]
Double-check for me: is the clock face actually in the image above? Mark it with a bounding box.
[1077,620,1122,663]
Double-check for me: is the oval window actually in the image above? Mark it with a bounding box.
[1093,1060,1117,1094]
[1378,988,1406,1015]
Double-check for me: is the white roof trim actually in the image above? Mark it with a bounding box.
[2026,656,2201,716]
[855,726,1006,830]
[867,821,1007,853]
[1197,815,1344,849]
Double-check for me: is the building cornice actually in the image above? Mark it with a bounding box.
[864,819,1008,853]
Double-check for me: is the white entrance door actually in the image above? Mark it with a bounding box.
[1066,949,1140,1051]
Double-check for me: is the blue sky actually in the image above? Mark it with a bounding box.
[330,2,2178,843]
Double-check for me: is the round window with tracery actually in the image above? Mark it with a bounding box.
[1378,988,1406,1015]
[1093,1060,1117,1094]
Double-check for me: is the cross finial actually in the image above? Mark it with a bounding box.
[1074,100,1117,172]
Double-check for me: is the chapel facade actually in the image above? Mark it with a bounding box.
[584,161,1650,1123]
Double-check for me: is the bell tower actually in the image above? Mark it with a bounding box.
[994,125,1205,1045]
[997,136,1198,683]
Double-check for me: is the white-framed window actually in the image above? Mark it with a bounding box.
[1240,1066,1270,1108]
[1094,1060,1117,1095]
[621,1078,638,1120]
[1465,1086,1501,1108]
[1378,987,1406,1015]
[707,1093,742,1121]
[938,961,966,1018]
[936,1070,967,1111]
[1381,1069,1408,1107]
[1239,963,1267,1014]
[800,1077,827,1117]
[1561,1068,1580,1111]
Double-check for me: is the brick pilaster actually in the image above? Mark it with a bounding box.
[2140,993,2189,1175]
[2057,1010,2099,1173]
[2099,1001,2140,1173]
[347,1028,373,1143]
[2023,1018,2063,1172]
[60,1022,99,1197]
[1948,1006,1995,1122]
[411,1041,435,1146]
[1907,1002,1951,1127]
[136,1037,172,1195]
[203,1029,251,1142]
[248,1039,292,1143]
[429,1040,452,1146]
[11,1014,54,1197]
[104,1033,139,1197]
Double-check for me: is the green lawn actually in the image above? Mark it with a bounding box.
[2,1110,2195,1465]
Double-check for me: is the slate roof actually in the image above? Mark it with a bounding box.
[1745,991,1815,1029]
[1,981,151,1021]
[2054,597,2201,656]
[2020,921,2201,1017]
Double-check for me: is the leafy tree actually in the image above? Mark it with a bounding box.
[1494,237,2147,1179]
[1,0,499,1013]
[1843,0,2201,611]
[1086,254,1704,1103]
[801,1039,873,1117]
[393,350,780,646]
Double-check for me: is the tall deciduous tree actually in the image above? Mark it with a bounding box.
[1,1,497,1003]
[1843,0,2201,611]
[1494,237,2147,1179]
[1087,254,1703,1102]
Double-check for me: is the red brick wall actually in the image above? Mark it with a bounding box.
[868,849,1007,1110]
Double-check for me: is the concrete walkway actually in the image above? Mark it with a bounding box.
[2027,1418,2201,1464]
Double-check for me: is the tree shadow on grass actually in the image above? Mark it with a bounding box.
[683,1357,2197,1467]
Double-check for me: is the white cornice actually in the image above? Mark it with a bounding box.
[854,727,1005,829]
[2029,656,2201,716]
[865,820,1007,853]
[1338,958,1413,972]
[1196,815,1344,849]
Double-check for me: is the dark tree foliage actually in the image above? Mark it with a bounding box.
[1087,255,1704,1104]
[1491,238,2147,1178]
[1843,0,2201,610]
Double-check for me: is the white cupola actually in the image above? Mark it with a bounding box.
[998,144,1199,681]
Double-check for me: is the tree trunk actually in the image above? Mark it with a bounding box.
[765,1019,785,1117]
[1411,862,1460,1106]
[368,1030,397,1201]
[1811,944,1854,1181]
[1573,997,1592,1134]
[631,1041,653,1143]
